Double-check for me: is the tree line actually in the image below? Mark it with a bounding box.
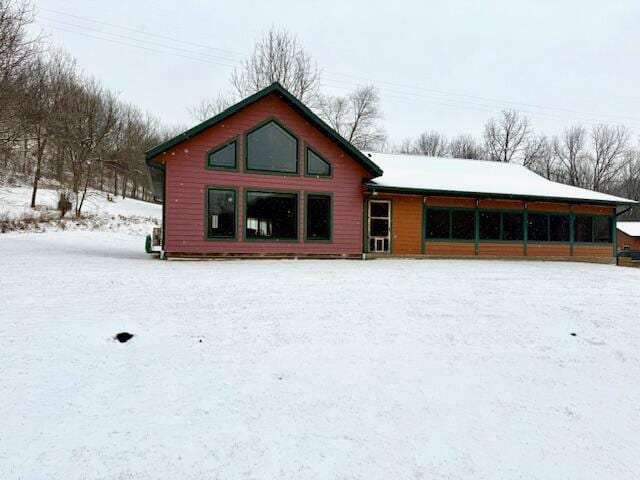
[2,3,638,220]
[394,111,640,218]
[0,0,167,216]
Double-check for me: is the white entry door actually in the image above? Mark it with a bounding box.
[368,200,391,253]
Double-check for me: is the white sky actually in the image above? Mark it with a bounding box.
[33,0,640,143]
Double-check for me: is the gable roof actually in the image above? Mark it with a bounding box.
[617,222,640,237]
[144,82,383,177]
[364,152,638,206]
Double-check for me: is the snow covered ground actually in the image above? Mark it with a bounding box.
[0,186,161,234]
[1,230,639,479]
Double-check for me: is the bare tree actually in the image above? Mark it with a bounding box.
[449,134,484,159]
[320,85,386,150]
[0,0,40,147]
[230,27,321,106]
[552,125,588,187]
[188,92,235,122]
[483,109,531,163]
[413,131,448,157]
[589,124,630,191]
[522,134,549,168]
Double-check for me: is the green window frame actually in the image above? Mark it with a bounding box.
[244,189,299,241]
[574,214,613,244]
[205,139,238,171]
[425,207,475,241]
[526,212,571,243]
[305,146,332,178]
[305,193,332,242]
[204,186,237,240]
[245,119,299,175]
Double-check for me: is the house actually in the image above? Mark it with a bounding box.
[145,82,637,260]
[617,222,640,251]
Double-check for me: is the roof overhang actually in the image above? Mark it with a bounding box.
[364,183,640,207]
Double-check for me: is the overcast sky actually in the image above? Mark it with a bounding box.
[33,0,640,144]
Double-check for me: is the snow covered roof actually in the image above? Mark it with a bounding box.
[617,222,640,237]
[365,152,637,206]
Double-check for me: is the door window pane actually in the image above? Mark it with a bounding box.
[370,202,389,218]
[426,209,450,239]
[306,195,331,240]
[246,191,298,240]
[207,189,235,238]
[451,210,475,240]
[370,219,389,237]
[574,216,593,242]
[479,211,500,240]
[502,212,523,240]
[528,213,548,241]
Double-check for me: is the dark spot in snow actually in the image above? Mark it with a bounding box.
[571,333,577,337]
[199,339,202,343]
[115,332,134,343]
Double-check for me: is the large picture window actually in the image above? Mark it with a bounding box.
[574,215,612,243]
[306,194,331,241]
[206,140,237,170]
[451,210,475,240]
[206,187,236,238]
[245,191,298,240]
[246,120,298,174]
[426,209,450,239]
[549,215,570,241]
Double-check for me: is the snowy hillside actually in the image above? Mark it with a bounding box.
[1,231,639,479]
[0,186,161,235]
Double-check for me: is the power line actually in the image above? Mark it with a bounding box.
[37,8,640,129]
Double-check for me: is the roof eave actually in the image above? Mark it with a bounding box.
[364,183,639,207]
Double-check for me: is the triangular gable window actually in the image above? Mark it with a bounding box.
[306,148,331,177]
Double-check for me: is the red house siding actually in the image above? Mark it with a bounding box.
[159,92,371,256]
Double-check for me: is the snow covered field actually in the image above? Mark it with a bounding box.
[1,230,639,479]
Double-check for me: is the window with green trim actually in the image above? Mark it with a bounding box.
[306,148,331,177]
[425,208,475,240]
[306,194,331,241]
[479,211,500,240]
[528,213,549,241]
[246,121,298,173]
[502,212,524,240]
[549,215,570,241]
[574,216,593,242]
[206,188,236,238]
[245,191,298,240]
[573,215,612,243]
[207,140,236,169]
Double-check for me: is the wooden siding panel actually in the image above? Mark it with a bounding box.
[478,199,524,210]
[573,245,614,257]
[425,196,476,208]
[572,205,614,215]
[388,195,422,254]
[478,243,524,256]
[617,231,640,250]
[527,243,571,256]
[162,91,370,255]
[527,202,571,212]
[425,242,475,255]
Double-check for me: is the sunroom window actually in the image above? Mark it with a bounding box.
[245,191,298,240]
[246,121,298,173]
